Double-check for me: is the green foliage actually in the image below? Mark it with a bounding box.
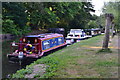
[35,57,59,78]
[69,2,95,29]
[96,15,105,28]
[2,2,96,35]
[3,2,27,28]
[33,74,41,78]
[12,64,33,78]
[2,2,29,36]
[12,67,33,78]
[102,2,120,30]
[2,19,30,36]
[87,20,98,28]
[2,19,20,35]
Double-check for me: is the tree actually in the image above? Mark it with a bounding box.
[96,14,105,27]
[102,1,120,31]
[102,13,114,49]
[3,2,27,29]
[2,2,95,35]
[2,2,29,35]
[69,2,95,29]
[86,20,98,29]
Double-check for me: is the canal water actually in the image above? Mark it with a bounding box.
[2,38,32,78]
[1,36,67,79]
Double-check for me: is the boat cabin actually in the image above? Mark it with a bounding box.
[84,28,101,37]
[66,29,87,44]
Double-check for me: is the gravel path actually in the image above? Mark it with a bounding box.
[109,35,119,49]
[25,64,46,78]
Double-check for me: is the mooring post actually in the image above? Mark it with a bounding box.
[102,13,114,49]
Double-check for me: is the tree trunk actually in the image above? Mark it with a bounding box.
[102,14,113,49]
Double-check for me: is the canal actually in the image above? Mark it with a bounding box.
[2,38,32,78]
[1,34,66,79]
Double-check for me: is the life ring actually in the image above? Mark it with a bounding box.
[24,44,33,54]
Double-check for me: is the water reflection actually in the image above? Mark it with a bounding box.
[2,37,65,78]
[2,38,24,78]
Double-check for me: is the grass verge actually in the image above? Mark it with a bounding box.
[11,35,118,78]
[97,48,112,53]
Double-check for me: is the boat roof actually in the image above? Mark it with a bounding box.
[25,33,52,37]
[25,33,63,40]
[70,29,83,31]
[84,28,101,31]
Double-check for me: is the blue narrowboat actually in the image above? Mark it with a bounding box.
[7,33,67,60]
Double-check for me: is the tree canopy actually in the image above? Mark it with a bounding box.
[2,2,97,36]
[102,1,120,31]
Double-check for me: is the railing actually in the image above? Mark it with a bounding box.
[11,42,39,46]
[10,42,40,53]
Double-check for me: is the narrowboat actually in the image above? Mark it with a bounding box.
[66,29,87,44]
[7,33,67,60]
[84,28,101,37]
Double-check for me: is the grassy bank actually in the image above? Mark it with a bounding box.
[12,35,118,78]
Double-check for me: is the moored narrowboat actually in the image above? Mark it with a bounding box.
[66,29,87,44]
[84,28,101,37]
[7,33,67,60]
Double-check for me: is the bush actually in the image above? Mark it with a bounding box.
[3,19,31,36]
[12,68,33,78]
[3,19,20,35]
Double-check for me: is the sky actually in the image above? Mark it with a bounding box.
[91,0,111,16]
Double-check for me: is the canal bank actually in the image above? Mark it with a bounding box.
[1,30,47,79]
[0,29,48,42]
[11,35,119,78]
[2,38,21,78]
[2,37,37,79]
[0,34,15,42]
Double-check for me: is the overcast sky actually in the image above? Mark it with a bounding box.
[91,0,111,16]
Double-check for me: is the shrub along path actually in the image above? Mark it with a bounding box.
[12,34,119,78]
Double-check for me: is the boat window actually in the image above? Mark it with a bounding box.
[52,38,57,47]
[23,38,26,42]
[43,40,50,50]
[58,37,63,44]
[75,35,79,37]
[68,35,73,37]
[81,35,84,37]
[66,38,71,40]
[26,37,36,44]
[70,31,75,33]
[35,39,38,43]
[75,31,82,33]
